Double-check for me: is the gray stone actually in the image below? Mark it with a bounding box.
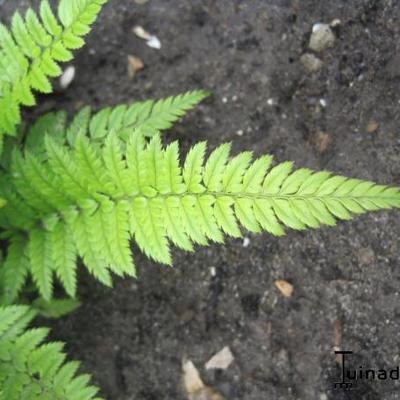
[309,23,335,52]
[300,53,323,72]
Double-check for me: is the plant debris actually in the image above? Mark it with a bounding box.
[127,55,144,78]
[274,280,294,298]
[182,359,226,400]
[367,119,379,133]
[133,25,161,49]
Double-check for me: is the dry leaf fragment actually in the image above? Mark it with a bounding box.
[274,280,294,298]
[183,359,204,394]
[182,359,226,400]
[133,25,151,40]
[127,55,144,78]
[205,346,234,370]
[367,119,379,133]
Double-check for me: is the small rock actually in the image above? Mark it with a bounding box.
[236,129,244,136]
[330,18,341,28]
[274,280,294,298]
[309,23,335,52]
[127,55,144,78]
[59,66,75,89]
[147,35,161,49]
[300,53,323,72]
[205,346,234,370]
[367,119,379,133]
[242,237,250,247]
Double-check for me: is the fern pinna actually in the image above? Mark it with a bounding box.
[0,94,399,301]
[0,305,101,400]
[0,0,107,150]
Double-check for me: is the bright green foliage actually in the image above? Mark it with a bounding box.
[0,0,108,149]
[0,90,209,167]
[0,305,102,400]
[0,131,399,300]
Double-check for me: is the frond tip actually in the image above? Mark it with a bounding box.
[0,132,399,299]
[0,305,102,400]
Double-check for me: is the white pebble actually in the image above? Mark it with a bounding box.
[210,266,216,277]
[319,98,327,107]
[147,35,161,49]
[267,98,275,106]
[243,237,250,247]
[236,129,244,136]
[222,97,228,103]
[312,22,324,33]
[60,66,75,89]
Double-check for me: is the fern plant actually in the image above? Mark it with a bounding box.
[0,305,101,400]
[0,0,107,150]
[1,0,400,398]
[0,119,399,301]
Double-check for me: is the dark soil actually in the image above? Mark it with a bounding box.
[2,1,400,399]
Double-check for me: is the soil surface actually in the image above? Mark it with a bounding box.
[2,1,400,399]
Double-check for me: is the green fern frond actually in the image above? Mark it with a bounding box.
[0,132,399,299]
[0,91,208,162]
[0,0,107,143]
[67,89,209,145]
[0,305,102,400]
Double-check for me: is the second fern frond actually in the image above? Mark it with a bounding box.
[0,0,107,148]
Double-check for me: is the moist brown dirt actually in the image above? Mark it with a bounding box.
[2,1,400,399]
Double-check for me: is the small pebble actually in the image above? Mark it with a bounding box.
[319,98,327,107]
[242,237,250,247]
[205,346,234,370]
[309,23,335,52]
[236,129,244,136]
[300,53,323,72]
[147,35,161,49]
[60,65,75,89]
[222,97,228,103]
[267,98,276,106]
[210,266,216,277]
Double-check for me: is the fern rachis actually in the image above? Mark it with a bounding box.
[0,128,399,301]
